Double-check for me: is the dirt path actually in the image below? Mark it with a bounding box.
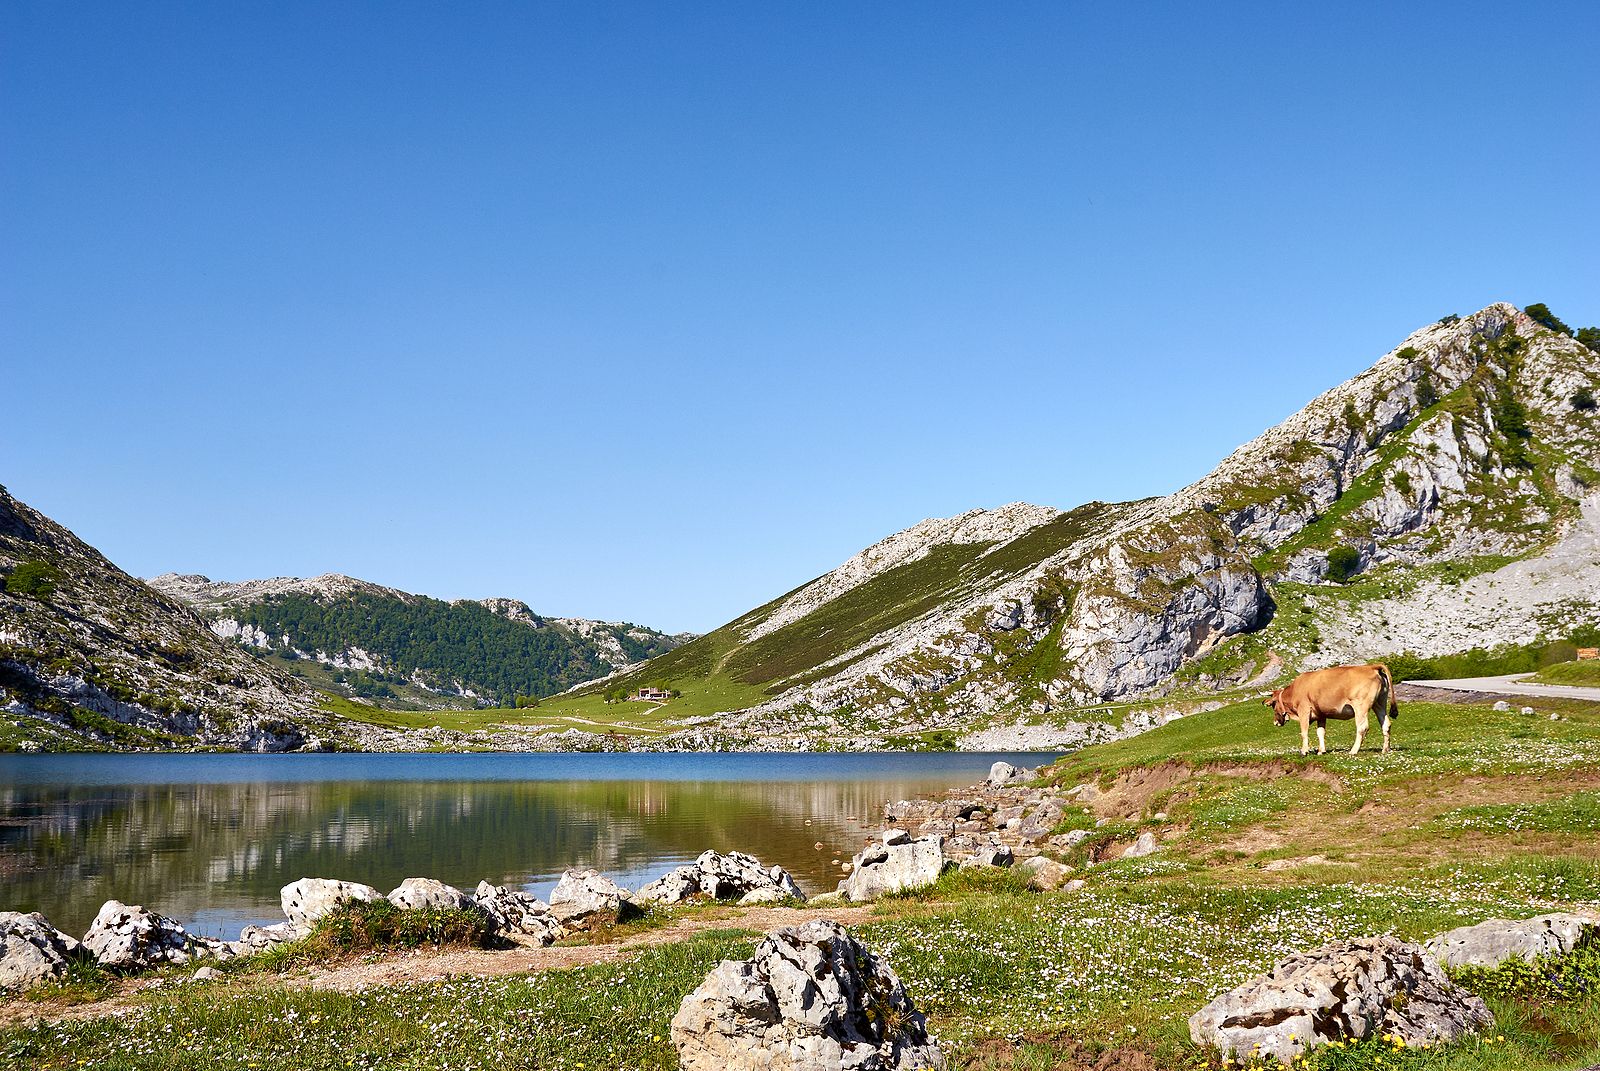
[0,903,878,1029]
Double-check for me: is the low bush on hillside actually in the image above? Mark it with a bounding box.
[2,559,59,600]
[1325,546,1361,583]
[1524,302,1572,336]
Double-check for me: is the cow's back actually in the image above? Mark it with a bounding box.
[1287,665,1384,716]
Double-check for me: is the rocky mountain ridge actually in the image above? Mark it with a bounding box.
[0,489,330,751]
[588,302,1600,748]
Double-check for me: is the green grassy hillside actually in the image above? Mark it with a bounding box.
[576,503,1117,706]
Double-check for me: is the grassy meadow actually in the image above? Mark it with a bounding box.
[315,674,769,741]
[5,694,1599,1070]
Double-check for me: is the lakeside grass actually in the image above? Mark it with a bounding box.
[6,692,1599,1070]
[319,673,768,740]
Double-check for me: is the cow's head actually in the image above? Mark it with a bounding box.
[1263,688,1287,726]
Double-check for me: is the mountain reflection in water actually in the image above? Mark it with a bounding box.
[0,751,1056,938]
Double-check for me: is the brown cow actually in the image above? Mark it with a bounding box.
[1263,664,1398,756]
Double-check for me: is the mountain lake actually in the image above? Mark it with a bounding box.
[0,751,1058,939]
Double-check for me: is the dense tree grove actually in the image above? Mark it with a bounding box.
[235,593,672,704]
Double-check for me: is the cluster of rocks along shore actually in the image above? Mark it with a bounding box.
[799,759,1160,904]
[0,849,807,991]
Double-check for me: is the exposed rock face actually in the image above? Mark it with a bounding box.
[473,882,565,947]
[0,486,324,751]
[82,901,220,970]
[635,851,805,905]
[959,841,1015,869]
[670,919,945,1071]
[0,911,83,989]
[1189,936,1493,1063]
[549,868,629,929]
[1425,913,1597,969]
[386,877,475,912]
[280,878,385,928]
[1121,832,1159,859]
[841,837,946,901]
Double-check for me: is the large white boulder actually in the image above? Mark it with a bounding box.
[386,877,474,912]
[840,836,946,901]
[280,878,385,928]
[670,919,945,1071]
[82,901,221,970]
[549,868,629,929]
[636,851,805,905]
[1425,912,1597,969]
[1189,936,1492,1064]
[0,911,83,989]
[984,761,1031,786]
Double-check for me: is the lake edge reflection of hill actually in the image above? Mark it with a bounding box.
[0,751,1052,938]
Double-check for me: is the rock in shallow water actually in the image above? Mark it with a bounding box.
[0,911,83,989]
[670,919,945,1071]
[984,761,1030,786]
[1188,935,1492,1064]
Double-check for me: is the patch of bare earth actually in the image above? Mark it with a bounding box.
[1088,760,1345,822]
[1211,768,1600,875]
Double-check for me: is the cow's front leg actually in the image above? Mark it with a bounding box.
[1300,720,1310,756]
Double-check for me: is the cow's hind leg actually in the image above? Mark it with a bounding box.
[1315,718,1327,755]
[1350,708,1369,756]
[1381,713,1392,754]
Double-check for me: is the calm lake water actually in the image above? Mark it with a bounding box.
[0,751,1055,939]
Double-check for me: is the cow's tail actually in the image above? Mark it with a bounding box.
[1377,663,1398,721]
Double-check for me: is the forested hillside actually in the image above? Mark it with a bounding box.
[148,574,689,709]
[234,591,675,704]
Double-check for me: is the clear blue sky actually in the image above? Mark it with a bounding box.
[4,3,1597,633]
